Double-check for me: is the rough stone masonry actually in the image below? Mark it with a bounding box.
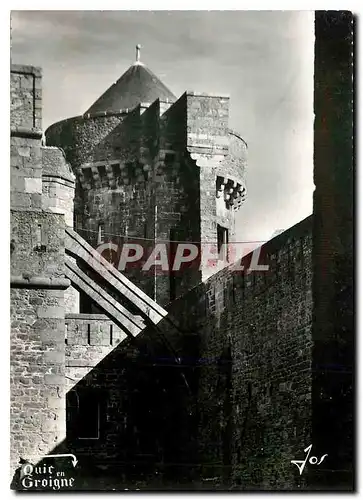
[10,65,70,475]
[10,19,353,490]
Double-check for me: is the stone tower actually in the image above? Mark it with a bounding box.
[10,65,75,476]
[45,47,247,306]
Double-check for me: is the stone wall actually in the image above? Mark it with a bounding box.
[45,93,247,307]
[150,96,200,304]
[185,93,246,263]
[311,12,354,489]
[41,146,78,313]
[45,113,126,169]
[61,216,312,489]
[46,108,157,302]
[11,64,42,131]
[10,65,69,479]
[11,66,42,212]
[166,215,313,489]
[10,210,69,475]
[41,146,75,227]
[62,315,194,487]
[65,314,127,390]
[11,286,67,469]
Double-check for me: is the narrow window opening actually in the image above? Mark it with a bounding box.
[35,224,46,252]
[87,324,91,345]
[217,224,229,261]
[110,324,113,346]
[97,223,105,245]
[66,389,102,441]
[36,224,42,246]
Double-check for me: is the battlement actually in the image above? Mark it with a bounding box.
[11,64,42,77]
[11,64,42,133]
[65,314,127,346]
[46,91,246,184]
[77,148,182,190]
[216,174,246,211]
[186,91,230,98]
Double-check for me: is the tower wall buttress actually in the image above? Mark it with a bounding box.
[185,93,247,281]
[41,146,78,313]
[10,65,69,479]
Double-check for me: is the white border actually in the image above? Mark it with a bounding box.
[2,5,360,499]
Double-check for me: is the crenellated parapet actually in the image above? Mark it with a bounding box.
[76,146,183,191]
[215,130,247,211]
[184,92,247,214]
[78,158,148,190]
[216,175,246,211]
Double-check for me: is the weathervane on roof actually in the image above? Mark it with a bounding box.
[136,44,141,63]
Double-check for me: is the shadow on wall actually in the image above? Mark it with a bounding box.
[11,315,205,491]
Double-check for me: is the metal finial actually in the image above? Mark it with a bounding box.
[136,44,141,62]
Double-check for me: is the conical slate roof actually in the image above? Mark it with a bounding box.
[85,58,176,115]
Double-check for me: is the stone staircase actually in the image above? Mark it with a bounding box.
[64,228,187,366]
[64,227,168,337]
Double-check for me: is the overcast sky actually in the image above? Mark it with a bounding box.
[10,10,314,243]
